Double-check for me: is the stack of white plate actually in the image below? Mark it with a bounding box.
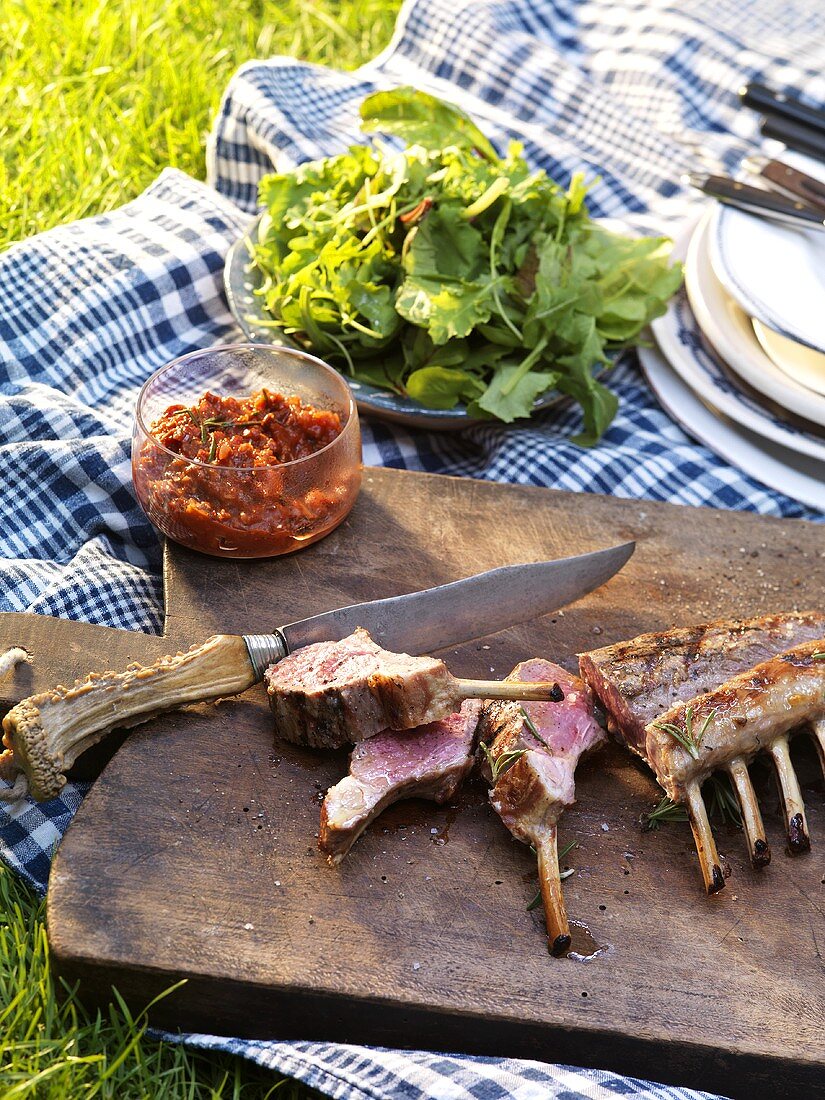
[638,181,825,511]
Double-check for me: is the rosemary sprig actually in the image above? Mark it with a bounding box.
[703,773,742,827]
[184,409,262,463]
[520,707,552,752]
[526,840,577,910]
[652,704,716,760]
[480,741,526,782]
[640,774,742,832]
[813,651,825,660]
[639,796,689,831]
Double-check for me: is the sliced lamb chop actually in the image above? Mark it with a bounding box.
[319,700,481,864]
[477,659,605,957]
[265,627,561,749]
[578,611,825,753]
[580,620,825,893]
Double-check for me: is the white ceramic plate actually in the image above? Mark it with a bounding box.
[649,216,825,462]
[684,208,825,429]
[638,342,825,512]
[752,319,825,397]
[709,161,825,355]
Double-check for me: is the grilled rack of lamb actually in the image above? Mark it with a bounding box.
[264,628,561,749]
[579,612,825,893]
[320,700,481,864]
[477,659,605,956]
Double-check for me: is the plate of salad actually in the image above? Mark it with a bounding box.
[225,88,682,440]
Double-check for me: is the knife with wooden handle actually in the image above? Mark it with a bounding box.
[0,541,634,800]
[742,155,825,214]
[683,172,825,230]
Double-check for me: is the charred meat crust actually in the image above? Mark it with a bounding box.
[645,638,825,799]
[265,628,457,749]
[578,611,825,751]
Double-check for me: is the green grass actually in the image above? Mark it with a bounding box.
[0,0,400,1093]
[0,865,315,1097]
[0,0,401,249]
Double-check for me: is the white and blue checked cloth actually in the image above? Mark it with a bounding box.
[2,0,824,1096]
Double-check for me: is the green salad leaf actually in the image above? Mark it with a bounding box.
[250,88,682,439]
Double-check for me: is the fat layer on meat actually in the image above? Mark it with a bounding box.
[478,659,605,842]
[645,638,825,800]
[265,628,458,749]
[578,612,825,752]
[319,700,481,864]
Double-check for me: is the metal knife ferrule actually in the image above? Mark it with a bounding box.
[243,631,290,680]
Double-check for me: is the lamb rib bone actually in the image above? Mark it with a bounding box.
[579,613,825,884]
[477,658,605,956]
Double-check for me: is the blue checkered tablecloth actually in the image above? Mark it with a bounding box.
[3,0,824,1096]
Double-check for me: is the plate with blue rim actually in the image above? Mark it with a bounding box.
[223,214,567,431]
[638,341,825,512]
[649,211,825,463]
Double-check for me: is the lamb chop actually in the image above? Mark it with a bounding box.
[476,659,605,956]
[264,627,561,749]
[319,700,481,864]
[579,613,825,893]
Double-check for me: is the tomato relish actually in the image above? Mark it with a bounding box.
[133,388,360,558]
[150,389,342,467]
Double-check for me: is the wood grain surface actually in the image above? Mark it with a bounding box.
[2,468,823,1099]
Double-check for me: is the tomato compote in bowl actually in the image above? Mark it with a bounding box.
[133,344,362,558]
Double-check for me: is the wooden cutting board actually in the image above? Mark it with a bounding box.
[2,468,823,1099]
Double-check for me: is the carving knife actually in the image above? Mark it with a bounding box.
[1,541,635,800]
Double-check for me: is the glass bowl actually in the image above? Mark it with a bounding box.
[132,344,362,558]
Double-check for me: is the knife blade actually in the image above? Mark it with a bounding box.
[278,540,636,657]
[683,172,825,231]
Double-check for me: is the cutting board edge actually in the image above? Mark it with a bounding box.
[45,928,824,1100]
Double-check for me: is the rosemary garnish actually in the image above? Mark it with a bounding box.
[652,704,716,760]
[640,774,741,832]
[480,741,526,781]
[520,707,552,752]
[813,651,825,660]
[703,773,742,827]
[526,840,577,910]
[639,796,689,831]
[184,408,262,463]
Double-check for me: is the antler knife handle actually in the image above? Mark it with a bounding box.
[1,632,288,802]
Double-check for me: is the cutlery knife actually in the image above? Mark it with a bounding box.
[2,541,635,800]
[684,172,825,231]
[742,155,825,214]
